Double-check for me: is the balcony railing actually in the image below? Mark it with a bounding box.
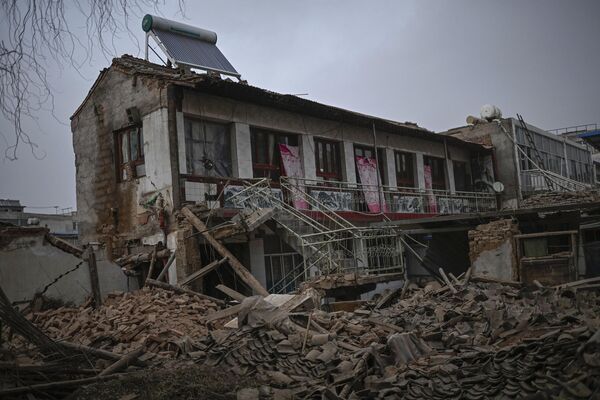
[279,177,497,215]
[179,175,498,215]
[520,169,590,194]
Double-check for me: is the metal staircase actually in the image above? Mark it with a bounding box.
[227,178,404,293]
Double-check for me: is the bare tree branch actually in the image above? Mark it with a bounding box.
[0,0,183,160]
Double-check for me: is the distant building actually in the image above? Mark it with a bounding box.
[440,118,595,208]
[0,199,79,244]
[551,124,600,185]
[0,199,24,212]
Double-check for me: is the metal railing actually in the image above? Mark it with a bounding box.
[521,169,591,194]
[280,177,497,215]
[548,123,598,136]
[227,178,405,293]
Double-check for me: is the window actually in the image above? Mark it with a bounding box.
[185,119,232,177]
[453,161,471,191]
[423,156,446,190]
[251,128,298,180]
[315,138,342,180]
[395,151,415,187]
[116,126,144,181]
[354,145,385,184]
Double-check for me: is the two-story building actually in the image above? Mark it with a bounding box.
[71,55,497,295]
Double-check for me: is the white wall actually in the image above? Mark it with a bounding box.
[0,231,134,305]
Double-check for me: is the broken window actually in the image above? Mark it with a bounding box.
[423,156,446,190]
[315,138,342,180]
[251,128,298,180]
[453,161,472,191]
[395,151,415,188]
[184,119,232,177]
[116,126,145,181]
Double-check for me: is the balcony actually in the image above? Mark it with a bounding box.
[279,177,497,217]
[180,175,498,217]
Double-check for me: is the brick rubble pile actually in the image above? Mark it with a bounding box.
[521,189,600,208]
[27,287,219,358]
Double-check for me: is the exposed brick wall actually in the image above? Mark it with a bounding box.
[468,219,520,281]
[71,68,168,253]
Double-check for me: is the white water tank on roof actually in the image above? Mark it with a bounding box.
[480,105,502,121]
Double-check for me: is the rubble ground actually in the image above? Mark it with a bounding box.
[67,364,258,400]
[2,278,600,399]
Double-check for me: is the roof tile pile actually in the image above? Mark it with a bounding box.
[195,281,600,399]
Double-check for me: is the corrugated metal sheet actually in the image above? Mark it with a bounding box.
[153,29,238,75]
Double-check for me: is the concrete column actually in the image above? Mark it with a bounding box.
[167,231,179,285]
[415,153,425,190]
[231,123,253,178]
[301,134,316,180]
[342,141,357,184]
[446,159,456,193]
[176,111,187,174]
[385,148,397,188]
[249,238,267,293]
[562,138,570,178]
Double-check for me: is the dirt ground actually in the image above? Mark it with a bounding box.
[67,365,258,400]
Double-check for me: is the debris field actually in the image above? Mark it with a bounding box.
[2,276,600,399]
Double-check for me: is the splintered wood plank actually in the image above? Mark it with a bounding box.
[182,207,268,296]
[215,284,247,302]
[179,258,228,287]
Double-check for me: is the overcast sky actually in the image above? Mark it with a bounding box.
[1,0,599,212]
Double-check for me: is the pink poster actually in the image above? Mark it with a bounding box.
[279,144,309,210]
[356,156,384,213]
[424,165,437,213]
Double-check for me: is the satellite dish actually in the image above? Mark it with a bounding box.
[492,181,505,193]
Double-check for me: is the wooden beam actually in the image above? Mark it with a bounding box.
[438,268,457,294]
[156,251,176,282]
[553,276,600,289]
[204,303,243,322]
[145,279,226,306]
[144,245,158,285]
[0,373,128,395]
[182,207,269,296]
[215,284,246,302]
[59,341,146,366]
[86,248,102,308]
[179,257,228,287]
[98,346,144,376]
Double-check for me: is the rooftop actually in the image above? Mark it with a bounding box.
[73,55,490,151]
[0,199,23,210]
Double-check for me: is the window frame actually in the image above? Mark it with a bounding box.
[452,160,472,191]
[314,138,342,180]
[423,155,446,190]
[250,127,299,181]
[115,125,144,182]
[184,117,232,178]
[394,151,416,188]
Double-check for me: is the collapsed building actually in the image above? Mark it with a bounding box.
[70,54,500,298]
[2,15,600,399]
[67,15,600,302]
